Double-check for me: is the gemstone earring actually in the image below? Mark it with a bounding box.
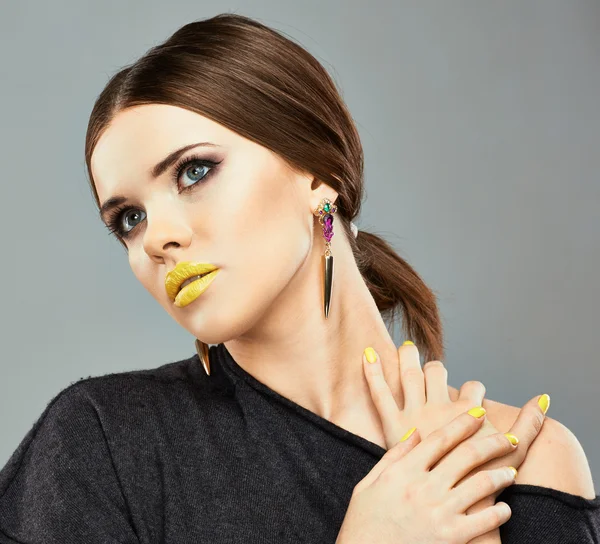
[313,197,337,319]
[195,338,211,376]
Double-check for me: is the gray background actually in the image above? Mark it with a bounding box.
[1,1,598,488]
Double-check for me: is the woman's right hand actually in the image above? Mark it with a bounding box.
[335,344,547,544]
[336,406,515,544]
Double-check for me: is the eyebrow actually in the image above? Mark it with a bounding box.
[99,141,220,224]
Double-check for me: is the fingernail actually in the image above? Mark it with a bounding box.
[504,433,519,446]
[467,406,487,418]
[400,427,417,441]
[364,347,378,364]
[508,466,518,478]
[538,394,550,414]
[402,341,415,346]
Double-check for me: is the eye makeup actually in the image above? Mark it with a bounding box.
[104,153,223,240]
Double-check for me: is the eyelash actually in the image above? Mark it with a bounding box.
[104,154,222,240]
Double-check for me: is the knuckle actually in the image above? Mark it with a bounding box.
[462,380,486,397]
[370,379,388,393]
[401,367,423,382]
[479,493,497,508]
[402,480,422,501]
[470,472,496,499]
[422,475,440,496]
[481,470,498,491]
[462,440,484,462]
[431,428,454,452]
[517,407,544,439]
[376,466,396,487]
[494,433,513,451]
[426,365,448,379]
[530,410,545,434]
[424,360,446,371]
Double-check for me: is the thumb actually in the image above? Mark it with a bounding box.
[357,426,421,490]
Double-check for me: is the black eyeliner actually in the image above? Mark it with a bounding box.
[104,153,223,240]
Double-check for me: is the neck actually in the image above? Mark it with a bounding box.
[224,232,404,434]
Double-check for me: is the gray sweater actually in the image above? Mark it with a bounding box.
[1,343,599,543]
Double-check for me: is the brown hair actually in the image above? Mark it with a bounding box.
[84,13,444,363]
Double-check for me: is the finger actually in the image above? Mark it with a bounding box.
[423,360,450,404]
[500,393,549,471]
[398,341,425,410]
[458,380,486,406]
[448,466,517,514]
[463,493,498,521]
[410,406,487,472]
[457,394,548,503]
[357,426,421,489]
[459,502,512,542]
[434,430,518,487]
[363,347,404,448]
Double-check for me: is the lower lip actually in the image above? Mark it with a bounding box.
[174,269,220,308]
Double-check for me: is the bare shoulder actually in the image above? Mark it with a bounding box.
[449,387,597,499]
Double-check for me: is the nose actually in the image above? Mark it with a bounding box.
[142,209,193,262]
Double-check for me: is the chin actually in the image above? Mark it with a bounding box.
[165,275,281,345]
[170,302,246,346]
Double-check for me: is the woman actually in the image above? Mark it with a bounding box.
[0,13,598,543]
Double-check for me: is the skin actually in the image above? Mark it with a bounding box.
[92,104,596,506]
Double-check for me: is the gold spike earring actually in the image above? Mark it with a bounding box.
[195,338,211,376]
[313,197,338,319]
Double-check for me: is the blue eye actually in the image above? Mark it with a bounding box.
[180,162,210,189]
[172,154,221,192]
[105,207,147,239]
[104,153,223,241]
[121,209,146,232]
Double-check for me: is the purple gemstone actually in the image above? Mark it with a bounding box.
[323,213,334,242]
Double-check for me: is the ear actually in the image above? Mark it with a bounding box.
[309,175,339,213]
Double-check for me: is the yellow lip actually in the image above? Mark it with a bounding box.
[165,261,220,302]
[173,269,220,307]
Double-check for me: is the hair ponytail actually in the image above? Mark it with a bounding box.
[352,229,444,363]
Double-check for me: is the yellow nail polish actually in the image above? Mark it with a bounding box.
[504,433,519,445]
[467,406,486,418]
[508,466,518,478]
[401,427,417,441]
[402,341,415,346]
[364,347,377,363]
[538,394,550,414]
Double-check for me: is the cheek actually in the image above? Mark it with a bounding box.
[211,169,308,289]
[202,162,307,280]
[218,205,311,308]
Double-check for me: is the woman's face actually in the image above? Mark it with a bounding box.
[91,104,331,343]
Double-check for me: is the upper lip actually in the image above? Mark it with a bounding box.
[165,261,219,301]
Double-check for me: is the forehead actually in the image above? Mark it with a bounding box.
[91,104,233,203]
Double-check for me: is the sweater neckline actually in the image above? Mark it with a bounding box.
[213,342,387,459]
[209,344,600,504]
